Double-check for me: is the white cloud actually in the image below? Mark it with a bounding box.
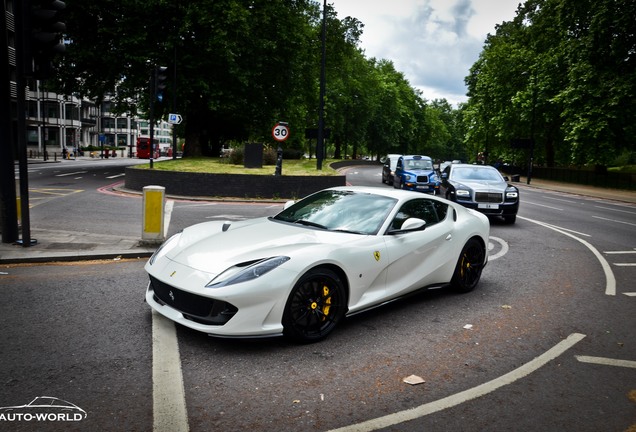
[332,0,519,105]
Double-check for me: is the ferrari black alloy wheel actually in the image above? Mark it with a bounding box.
[451,237,486,293]
[282,268,347,343]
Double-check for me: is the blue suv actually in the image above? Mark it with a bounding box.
[393,155,440,194]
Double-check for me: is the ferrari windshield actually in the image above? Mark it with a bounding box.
[273,190,398,235]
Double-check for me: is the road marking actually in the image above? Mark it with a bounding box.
[55,171,88,177]
[521,200,563,211]
[151,201,187,431]
[614,263,636,267]
[164,201,174,238]
[534,221,591,237]
[106,173,125,179]
[594,205,636,215]
[593,216,636,227]
[624,293,636,297]
[576,355,636,369]
[604,250,636,254]
[152,310,189,432]
[488,236,509,261]
[327,333,586,432]
[545,196,578,204]
[518,216,616,295]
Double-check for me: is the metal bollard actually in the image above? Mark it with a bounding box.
[142,185,166,244]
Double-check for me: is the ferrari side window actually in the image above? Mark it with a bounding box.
[432,200,449,221]
[392,199,447,229]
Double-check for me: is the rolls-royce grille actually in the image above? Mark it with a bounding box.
[475,192,503,203]
[149,275,237,325]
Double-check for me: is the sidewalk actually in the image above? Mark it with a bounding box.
[514,177,636,204]
[1,177,634,265]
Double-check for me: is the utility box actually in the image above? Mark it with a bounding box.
[244,142,263,168]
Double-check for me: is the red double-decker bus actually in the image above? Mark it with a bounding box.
[136,137,160,159]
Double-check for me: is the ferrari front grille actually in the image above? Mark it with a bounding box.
[416,175,429,183]
[475,192,503,203]
[149,276,237,325]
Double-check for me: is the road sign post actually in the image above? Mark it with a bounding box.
[272,122,289,176]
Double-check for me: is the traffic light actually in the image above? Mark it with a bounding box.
[155,66,168,102]
[27,0,67,79]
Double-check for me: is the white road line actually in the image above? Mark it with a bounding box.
[106,173,125,179]
[488,236,509,261]
[594,205,636,214]
[624,293,636,297]
[327,333,586,432]
[604,250,636,254]
[164,201,174,238]
[576,355,636,369]
[614,263,636,267]
[534,221,591,237]
[152,310,189,432]
[150,201,188,432]
[518,216,616,295]
[545,196,577,204]
[593,215,636,227]
[55,171,87,177]
[522,200,563,211]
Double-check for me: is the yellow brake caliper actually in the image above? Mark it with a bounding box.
[322,286,331,321]
[461,254,470,277]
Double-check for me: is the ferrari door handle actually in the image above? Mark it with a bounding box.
[445,234,452,241]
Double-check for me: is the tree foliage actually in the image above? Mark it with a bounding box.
[464,0,636,167]
[55,0,462,161]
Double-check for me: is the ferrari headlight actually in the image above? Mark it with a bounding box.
[206,256,290,288]
[456,189,470,196]
[404,174,412,181]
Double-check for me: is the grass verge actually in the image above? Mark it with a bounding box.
[135,157,341,176]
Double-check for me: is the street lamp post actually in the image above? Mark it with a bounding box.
[527,75,536,185]
[316,0,327,170]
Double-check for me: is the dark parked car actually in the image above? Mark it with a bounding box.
[440,163,519,224]
[393,155,440,194]
[381,154,402,184]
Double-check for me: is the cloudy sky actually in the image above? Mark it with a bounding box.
[332,0,521,105]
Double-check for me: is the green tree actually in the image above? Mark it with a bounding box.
[464,0,636,168]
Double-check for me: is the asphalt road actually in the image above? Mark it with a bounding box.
[1,160,635,431]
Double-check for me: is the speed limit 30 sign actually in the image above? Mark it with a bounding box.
[272,122,289,142]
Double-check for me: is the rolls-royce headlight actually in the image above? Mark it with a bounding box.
[456,189,470,196]
[505,188,519,198]
[206,256,290,288]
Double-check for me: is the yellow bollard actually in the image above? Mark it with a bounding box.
[142,185,165,244]
[16,196,21,224]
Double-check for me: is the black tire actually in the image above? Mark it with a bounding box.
[450,238,486,293]
[282,268,347,343]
